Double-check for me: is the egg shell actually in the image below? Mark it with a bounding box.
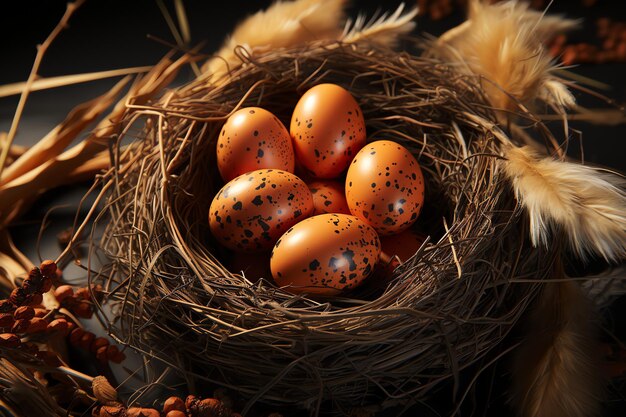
[346,140,425,235]
[271,213,381,295]
[380,229,427,263]
[209,169,314,252]
[290,84,366,179]
[217,107,295,181]
[307,180,351,215]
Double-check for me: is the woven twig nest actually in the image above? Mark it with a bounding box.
[90,41,553,412]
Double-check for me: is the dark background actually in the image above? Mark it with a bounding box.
[1,1,625,416]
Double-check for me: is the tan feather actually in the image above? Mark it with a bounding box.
[437,0,578,111]
[202,0,347,78]
[510,279,603,417]
[341,4,417,46]
[503,146,626,262]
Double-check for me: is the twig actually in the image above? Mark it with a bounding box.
[0,66,151,98]
[0,0,86,178]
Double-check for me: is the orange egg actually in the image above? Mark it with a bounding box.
[290,84,366,179]
[217,107,294,181]
[345,140,425,235]
[209,169,314,252]
[271,213,380,296]
[380,229,427,263]
[306,180,351,215]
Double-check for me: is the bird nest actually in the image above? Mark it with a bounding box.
[84,41,555,414]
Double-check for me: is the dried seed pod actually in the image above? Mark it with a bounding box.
[27,267,44,284]
[105,345,120,360]
[54,267,63,284]
[72,300,94,319]
[92,375,119,406]
[22,279,38,294]
[26,317,48,334]
[0,333,20,347]
[109,350,126,364]
[28,293,43,306]
[9,288,27,306]
[127,408,159,417]
[36,349,60,366]
[54,285,74,303]
[163,396,185,414]
[69,327,85,345]
[47,318,69,335]
[11,319,30,333]
[0,313,15,328]
[99,405,127,417]
[191,398,229,417]
[66,320,76,333]
[96,345,109,362]
[166,411,187,417]
[91,337,110,353]
[42,277,53,293]
[79,331,95,350]
[40,260,57,278]
[75,287,90,300]
[0,300,14,313]
[185,396,198,410]
[13,306,35,320]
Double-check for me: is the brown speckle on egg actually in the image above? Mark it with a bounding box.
[346,140,425,235]
[270,213,380,296]
[290,84,366,179]
[209,169,314,252]
[217,107,295,181]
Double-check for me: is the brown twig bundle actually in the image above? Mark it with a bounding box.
[70,39,564,414]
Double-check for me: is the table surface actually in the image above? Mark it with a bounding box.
[1,1,625,416]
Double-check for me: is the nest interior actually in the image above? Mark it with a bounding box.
[89,41,554,412]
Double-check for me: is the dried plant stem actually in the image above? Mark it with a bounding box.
[0,66,151,99]
[0,0,85,179]
[0,76,130,186]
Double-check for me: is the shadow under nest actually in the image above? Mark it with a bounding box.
[81,41,555,414]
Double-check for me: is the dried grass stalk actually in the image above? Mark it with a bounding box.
[76,39,564,413]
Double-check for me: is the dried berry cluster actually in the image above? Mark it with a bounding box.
[94,395,246,417]
[552,18,626,65]
[0,260,124,365]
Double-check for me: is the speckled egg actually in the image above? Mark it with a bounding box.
[290,84,366,179]
[209,169,314,252]
[345,140,425,235]
[307,180,351,215]
[217,107,295,181]
[380,229,427,263]
[271,213,381,296]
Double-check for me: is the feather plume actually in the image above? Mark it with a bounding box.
[437,0,578,111]
[503,146,626,262]
[201,0,347,78]
[341,4,417,46]
[510,280,603,417]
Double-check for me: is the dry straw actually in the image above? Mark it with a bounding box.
[72,39,562,414]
